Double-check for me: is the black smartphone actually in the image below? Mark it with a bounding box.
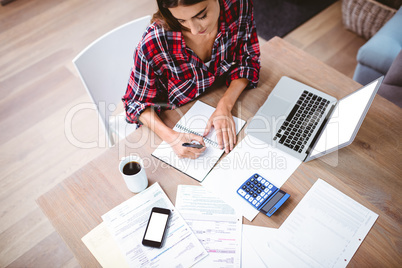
[142,207,171,248]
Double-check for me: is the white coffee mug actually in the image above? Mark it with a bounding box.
[119,155,148,193]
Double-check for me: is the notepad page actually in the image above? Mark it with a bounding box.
[174,100,245,147]
[152,101,246,182]
[152,141,224,182]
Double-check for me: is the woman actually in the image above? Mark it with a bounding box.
[123,0,260,159]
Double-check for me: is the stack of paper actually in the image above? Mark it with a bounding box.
[176,185,242,268]
[241,179,378,268]
[83,183,208,268]
[82,179,378,268]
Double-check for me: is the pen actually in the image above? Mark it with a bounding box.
[182,143,204,149]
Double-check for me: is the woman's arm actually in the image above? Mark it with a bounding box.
[204,0,261,154]
[139,107,206,159]
[225,0,260,90]
[204,78,248,153]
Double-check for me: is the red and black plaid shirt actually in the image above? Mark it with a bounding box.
[123,0,260,124]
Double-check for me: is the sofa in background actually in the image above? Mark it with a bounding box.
[352,6,402,86]
[377,50,402,107]
[342,1,402,107]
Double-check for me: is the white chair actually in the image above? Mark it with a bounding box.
[73,15,151,146]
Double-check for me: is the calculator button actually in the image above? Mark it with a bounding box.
[238,174,285,214]
[238,189,246,196]
[268,190,272,196]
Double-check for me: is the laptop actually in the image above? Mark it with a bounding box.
[245,76,383,162]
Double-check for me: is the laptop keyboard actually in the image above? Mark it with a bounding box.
[273,90,330,153]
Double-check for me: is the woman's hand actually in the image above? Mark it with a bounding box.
[203,78,248,153]
[139,108,206,159]
[204,103,236,154]
[166,131,206,159]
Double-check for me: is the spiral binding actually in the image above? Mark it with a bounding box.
[175,123,218,147]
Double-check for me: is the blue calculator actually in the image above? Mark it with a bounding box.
[237,173,290,217]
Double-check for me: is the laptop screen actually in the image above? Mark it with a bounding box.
[308,78,382,159]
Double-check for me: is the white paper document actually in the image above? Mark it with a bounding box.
[202,134,302,221]
[241,234,267,268]
[243,179,378,268]
[152,101,246,182]
[101,183,208,268]
[175,185,242,268]
[242,225,284,268]
[82,222,130,268]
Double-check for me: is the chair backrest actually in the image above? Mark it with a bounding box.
[73,15,151,144]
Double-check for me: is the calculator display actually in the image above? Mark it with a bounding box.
[261,191,285,214]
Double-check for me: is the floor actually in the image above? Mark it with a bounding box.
[0,0,366,266]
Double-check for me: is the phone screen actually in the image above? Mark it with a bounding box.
[142,207,171,248]
[144,212,169,242]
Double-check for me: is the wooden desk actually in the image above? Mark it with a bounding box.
[37,37,402,267]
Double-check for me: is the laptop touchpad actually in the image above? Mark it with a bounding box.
[246,96,292,144]
[267,95,293,119]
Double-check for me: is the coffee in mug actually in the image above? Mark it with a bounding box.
[119,156,148,193]
[122,161,142,176]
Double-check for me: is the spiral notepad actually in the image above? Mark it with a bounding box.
[152,101,246,182]
[175,123,219,147]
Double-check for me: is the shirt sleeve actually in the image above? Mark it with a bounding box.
[122,40,166,125]
[226,0,261,89]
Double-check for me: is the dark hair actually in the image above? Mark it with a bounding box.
[152,0,206,31]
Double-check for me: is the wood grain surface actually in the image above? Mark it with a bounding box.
[37,37,402,267]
